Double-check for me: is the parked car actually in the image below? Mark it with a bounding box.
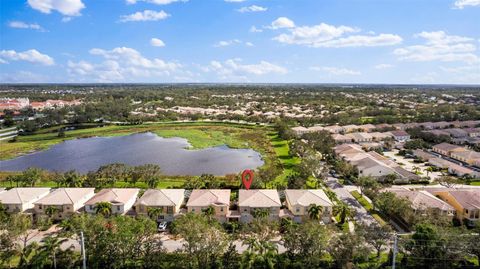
[157,221,168,232]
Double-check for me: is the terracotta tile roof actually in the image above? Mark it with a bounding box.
[34,188,94,205]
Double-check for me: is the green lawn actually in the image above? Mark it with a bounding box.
[267,133,300,185]
[470,181,480,186]
[350,190,387,226]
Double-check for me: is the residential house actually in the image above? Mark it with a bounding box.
[370,132,393,141]
[359,124,376,133]
[84,188,139,215]
[450,150,480,165]
[425,130,451,137]
[135,189,185,222]
[351,157,397,178]
[448,163,479,178]
[343,125,359,133]
[386,188,454,218]
[431,121,451,129]
[332,133,352,144]
[428,189,480,226]
[419,122,435,130]
[0,188,51,213]
[33,188,95,220]
[291,126,309,136]
[389,130,411,142]
[186,189,231,223]
[444,128,469,138]
[428,157,453,169]
[432,143,466,157]
[346,132,373,143]
[375,123,392,130]
[324,125,344,134]
[238,189,281,223]
[284,189,333,223]
[413,149,436,162]
[464,128,480,138]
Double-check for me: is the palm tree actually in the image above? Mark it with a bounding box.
[95,202,112,217]
[412,166,421,175]
[38,235,68,269]
[333,202,351,224]
[45,206,60,219]
[147,207,164,221]
[308,204,324,220]
[425,166,434,177]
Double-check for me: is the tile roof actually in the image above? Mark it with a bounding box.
[187,189,231,207]
[34,188,94,205]
[136,189,185,207]
[386,188,454,211]
[85,188,139,205]
[239,189,281,207]
[285,189,333,207]
[0,188,51,204]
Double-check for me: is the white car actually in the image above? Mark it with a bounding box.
[157,222,168,232]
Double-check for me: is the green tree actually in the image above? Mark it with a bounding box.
[333,202,352,224]
[307,204,323,220]
[147,207,164,221]
[282,221,330,267]
[329,232,368,269]
[45,206,60,219]
[359,222,393,257]
[172,213,229,268]
[95,202,113,217]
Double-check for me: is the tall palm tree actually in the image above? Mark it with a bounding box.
[412,166,421,175]
[425,166,434,177]
[95,202,112,217]
[308,204,323,220]
[333,202,351,224]
[147,207,164,221]
[38,235,68,269]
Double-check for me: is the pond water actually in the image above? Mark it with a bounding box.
[0,132,264,175]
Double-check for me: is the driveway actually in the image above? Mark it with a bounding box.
[383,150,442,181]
[325,176,376,225]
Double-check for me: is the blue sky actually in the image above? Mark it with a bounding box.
[1,0,479,84]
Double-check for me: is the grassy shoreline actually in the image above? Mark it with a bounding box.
[0,122,298,188]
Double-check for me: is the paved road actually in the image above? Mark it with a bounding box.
[325,176,376,225]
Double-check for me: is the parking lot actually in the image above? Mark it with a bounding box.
[383,150,442,181]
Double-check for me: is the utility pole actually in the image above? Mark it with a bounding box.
[80,231,86,269]
[392,233,398,269]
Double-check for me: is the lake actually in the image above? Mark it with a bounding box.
[0,132,264,175]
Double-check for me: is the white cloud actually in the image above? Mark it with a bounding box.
[268,17,295,29]
[8,21,44,31]
[237,5,267,13]
[245,42,254,47]
[393,31,479,63]
[214,39,241,47]
[126,0,187,4]
[0,49,54,66]
[62,17,73,22]
[454,0,480,9]
[27,0,85,16]
[440,65,480,83]
[0,71,48,83]
[272,19,402,48]
[120,10,170,22]
[249,26,263,33]
[204,59,287,80]
[150,38,166,47]
[374,64,394,69]
[310,66,361,76]
[67,47,181,82]
[225,0,246,2]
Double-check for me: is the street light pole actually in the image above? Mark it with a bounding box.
[80,231,86,269]
[392,233,398,269]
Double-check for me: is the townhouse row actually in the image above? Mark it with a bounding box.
[291,120,480,136]
[432,143,480,168]
[385,187,480,227]
[0,188,334,224]
[334,144,420,182]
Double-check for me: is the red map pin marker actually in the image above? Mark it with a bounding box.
[242,169,254,190]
